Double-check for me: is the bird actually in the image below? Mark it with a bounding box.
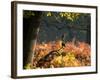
[61,41,66,48]
[61,33,66,48]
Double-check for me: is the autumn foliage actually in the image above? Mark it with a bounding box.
[24,40,91,69]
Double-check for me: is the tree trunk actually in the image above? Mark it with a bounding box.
[23,11,42,68]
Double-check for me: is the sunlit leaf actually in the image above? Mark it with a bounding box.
[24,63,31,69]
[47,12,52,16]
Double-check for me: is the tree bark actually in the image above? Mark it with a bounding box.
[23,11,42,68]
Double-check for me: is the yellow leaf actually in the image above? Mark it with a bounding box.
[24,63,31,69]
[59,13,64,17]
[47,12,51,16]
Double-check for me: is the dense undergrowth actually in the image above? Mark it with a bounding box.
[24,40,91,69]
